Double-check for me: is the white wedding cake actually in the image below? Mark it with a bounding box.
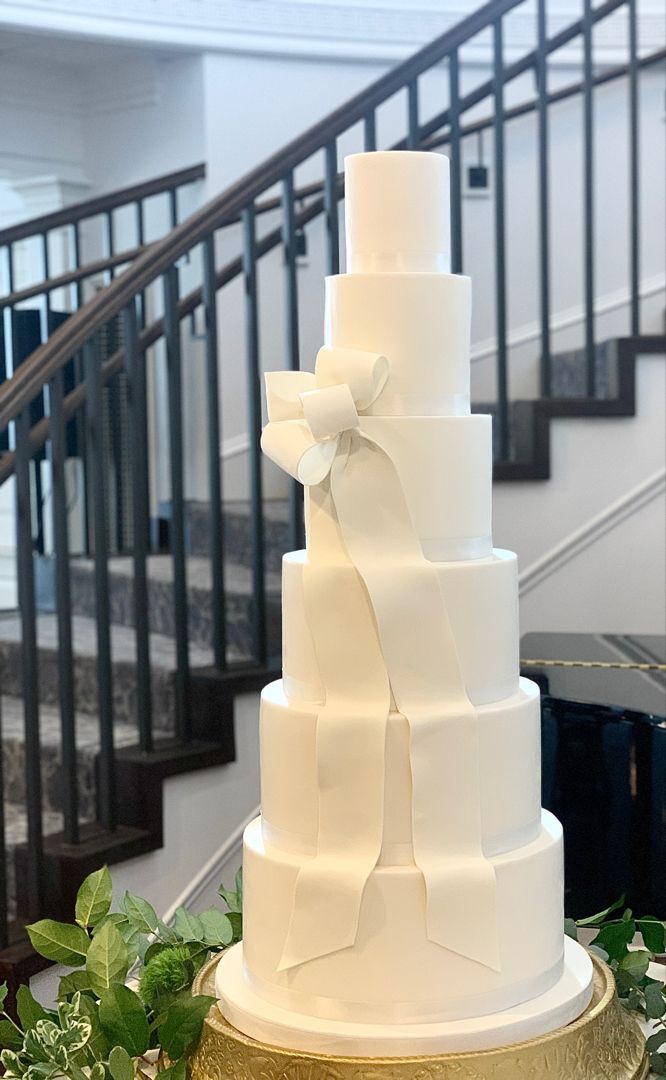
[215,150,594,1057]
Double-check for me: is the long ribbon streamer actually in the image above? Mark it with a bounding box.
[263,351,500,973]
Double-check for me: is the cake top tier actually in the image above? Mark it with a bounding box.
[345,151,451,275]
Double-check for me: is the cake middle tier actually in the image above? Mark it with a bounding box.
[261,676,542,863]
[283,548,519,707]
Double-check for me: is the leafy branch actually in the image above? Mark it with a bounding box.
[0,866,243,1080]
[566,896,666,1074]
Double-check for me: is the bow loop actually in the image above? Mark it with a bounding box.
[261,347,388,486]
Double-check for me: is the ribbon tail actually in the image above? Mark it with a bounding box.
[331,434,501,973]
[278,481,391,972]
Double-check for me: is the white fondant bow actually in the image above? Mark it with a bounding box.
[262,346,500,977]
[261,346,388,485]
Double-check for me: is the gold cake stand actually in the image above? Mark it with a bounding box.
[190,954,648,1080]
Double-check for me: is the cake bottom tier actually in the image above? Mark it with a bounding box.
[229,810,572,1032]
[215,936,595,1056]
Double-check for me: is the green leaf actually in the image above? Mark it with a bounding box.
[639,918,666,956]
[108,1045,134,1080]
[564,918,578,941]
[619,949,651,981]
[576,895,626,928]
[98,985,150,1056]
[173,908,205,943]
[587,944,610,962]
[644,982,666,1020]
[121,893,158,936]
[197,908,233,947]
[591,918,636,962]
[86,922,129,996]
[26,920,91,966]
[0,984,8,1009]
[76,992,111,1060]
[0,1019,23,1050]
[158,994,215,1059]
[226,912,242,942]
[652,1053,666,1075]
[15,986,48,1031]
[57,971,93,1000]
[75,867,113,930]
[90,1063,106,1080]
[648,1030,666,1054]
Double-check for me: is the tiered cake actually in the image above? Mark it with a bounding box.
[216,150,594,1057]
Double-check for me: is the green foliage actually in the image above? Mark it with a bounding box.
[569,898,666,1073]
[139,947,194,1011]
[0,865,242,1080]
[75,867,113,931]
[25,921,90,966]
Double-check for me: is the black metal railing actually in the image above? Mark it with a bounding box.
[0,0,663,950]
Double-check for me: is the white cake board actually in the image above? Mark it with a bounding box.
[216,937,594,1057]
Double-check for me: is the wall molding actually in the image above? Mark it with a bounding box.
[161,807,256,922]
[471,273,666,366]
[1,0,663,64]
[518,467,666,597]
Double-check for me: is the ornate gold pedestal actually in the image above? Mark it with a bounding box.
[190,954,648,1080]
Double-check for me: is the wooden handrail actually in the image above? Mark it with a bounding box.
[0,0,524,433]
[0,163,206,247]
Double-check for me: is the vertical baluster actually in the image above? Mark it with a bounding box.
[449,50,463,275]
[169,189,178,231]
[537,0,552,396]
[364,110,377,152]
[628,0,640,337]
[242,205,267,666]
[202,236,227,672]
[50,368,79,842]
[493,17,510,461]
[407,78,419,150]
[282,171,304,553]
[42,232,51,329]
[583,0,595,395]
[84,336,115,829]
[72,222,83,310]
[0,697,7,947]
[123,301,153,750]
[15,407,44,916]
[106,211,115,282]
[324,141,340,276]
[135,200,146,327]
[163,266,190,737]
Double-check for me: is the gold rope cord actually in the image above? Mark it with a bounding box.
[520,659,666,672]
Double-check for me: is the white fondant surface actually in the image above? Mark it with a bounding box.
[239,811,564,1023]
[282,548,520,707]
[326,273,470,412]
[261,677,541,859]
[216,936,594,1056]
[358,416,492,554]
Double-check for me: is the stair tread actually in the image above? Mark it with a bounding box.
[0,695,137,748]
[0,612,214,670]
[70,555,281,595]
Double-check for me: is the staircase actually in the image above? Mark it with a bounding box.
[0,0,664,994]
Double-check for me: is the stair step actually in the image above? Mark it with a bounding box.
[68,555,281,655]
[1,696,137,820]
[186,499,292,566]
[0,613,215,732]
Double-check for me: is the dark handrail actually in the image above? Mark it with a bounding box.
[0,0,524,432]
[0,164,205,246]
[2,38,661,460]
